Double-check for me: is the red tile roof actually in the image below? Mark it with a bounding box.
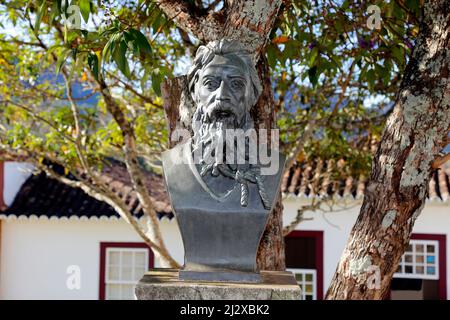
[1,158,448,222]
[0,161,173,220]
[281,160,450,202]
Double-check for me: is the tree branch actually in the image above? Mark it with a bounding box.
[0,145,171,259]
[330,60,356,118]
[98,76,179,267]
[106,71,162,108]
[284,119,317,173]
[282,200,319,236]
[155,0,222,42]
[37,162,167,255]
[8,23,179,268]
[432,153,450,169]
[0,99,78,144]
[177,27,197,58]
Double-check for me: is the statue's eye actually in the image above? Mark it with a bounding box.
[230,79,244,90]
[203,79,219,90]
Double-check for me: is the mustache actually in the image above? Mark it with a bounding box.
[205,101,238,122]
[191,101,253,139]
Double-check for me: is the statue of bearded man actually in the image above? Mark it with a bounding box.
[162,39,285,282]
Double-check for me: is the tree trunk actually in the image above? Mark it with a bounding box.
[158,0,285,271]
[326,0,449,299]
[254,55,285,270]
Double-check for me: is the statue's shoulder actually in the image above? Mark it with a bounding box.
[161,140,191,166]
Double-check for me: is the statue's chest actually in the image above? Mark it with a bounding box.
[163,160,265,214]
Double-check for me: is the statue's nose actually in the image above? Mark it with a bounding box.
[216,81,231,102]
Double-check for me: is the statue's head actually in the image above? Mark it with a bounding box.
[187,39,262,131]
[185,40,273,210]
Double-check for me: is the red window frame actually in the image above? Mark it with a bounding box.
[0,161,5,209]
[99,242,154,300]
[286,230,324,300]
[410,233,447,300]
[388,233,447,300]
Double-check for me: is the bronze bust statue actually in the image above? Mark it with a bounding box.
[162,39,285,282]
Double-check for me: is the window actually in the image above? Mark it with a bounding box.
[390,234,447,300]
[285,231,323,299]
[99,242,153,300]
[394,240,439,280]
[287,268,317,300]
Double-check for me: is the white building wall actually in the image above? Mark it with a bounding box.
[0,193,448,299]
[283,197,450,298]
[0,217,183,299]
[3,162,34,206]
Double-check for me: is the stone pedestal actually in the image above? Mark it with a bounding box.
[135,269,302,300]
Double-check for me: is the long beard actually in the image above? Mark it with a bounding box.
[191,103,251,170]
[190,104,271,210]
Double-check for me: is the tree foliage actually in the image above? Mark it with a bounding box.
[0,0,425,266]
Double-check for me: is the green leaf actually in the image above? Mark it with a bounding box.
[141,71,148,91]
[112,38,130,78]
[391,1,404,20]
[56,49,71,75]
[34,0,47,33]
[151,71,162,96]
[152,14,163,33]
[129,29,152,55]
[391,45,405,69]
[341,0,350,10]
[334,19,343,34]
[79,0,91,23]
[309,47,319,67]
[329,54,343,70]
[71,47,78,61]
[366,69,376,90]
[123,31,136,53]
[102,32,121,63]
[283,41,298,62]
[87,52,99,81]
[383,59,393,85]
[70,52,85,81]
[405,0,420,17]
[49,0,61,24]
[266,45,277,69]
[102,38,113,62]
[65,29,82,44]
[99,25,119,38]
[308,66,318,86]
[45,44,64,61]
[123,29,153,59]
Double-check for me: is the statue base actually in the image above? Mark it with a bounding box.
[179,269,261,283]
[135,269,302,300]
